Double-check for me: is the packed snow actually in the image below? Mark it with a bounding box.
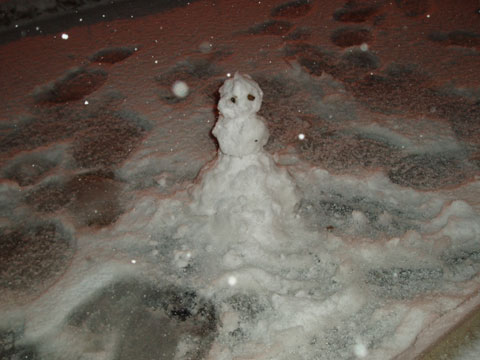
[1,0,480,359]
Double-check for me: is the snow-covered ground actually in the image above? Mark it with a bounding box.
[1,0,480,359]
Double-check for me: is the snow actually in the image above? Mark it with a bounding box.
[1,0,480,359]
[213,73,269,157]
[353,341,368,358]
[454,337,480,360]
[227,276,237,287]
[172,80,189,98]
[191,73,299,256]
[141,74,480,359]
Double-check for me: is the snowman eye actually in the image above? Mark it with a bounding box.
[247,94,255,101]
[231,97,236,103]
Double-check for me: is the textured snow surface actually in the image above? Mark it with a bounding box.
[455,338,480,360]
[1,0,480,359]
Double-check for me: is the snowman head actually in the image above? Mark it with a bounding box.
[218,72,263,119]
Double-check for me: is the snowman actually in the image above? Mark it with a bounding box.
[191,73,299,245]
